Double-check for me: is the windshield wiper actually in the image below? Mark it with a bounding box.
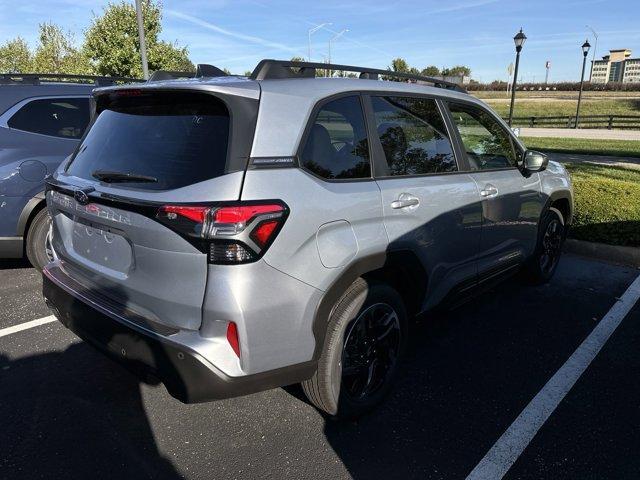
[92,170,158,184]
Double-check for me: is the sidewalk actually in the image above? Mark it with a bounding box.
[519,128,640,141]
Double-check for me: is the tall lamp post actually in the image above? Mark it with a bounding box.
[308,23,332,62]
[575,39,591,129]
[508,28,527,127]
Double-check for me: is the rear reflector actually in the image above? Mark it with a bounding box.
[226,322,240,358]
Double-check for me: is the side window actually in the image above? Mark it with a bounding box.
[447,103,518,170]
[7,97,90,139]
[371,96,456,176]
[300,95,371,180]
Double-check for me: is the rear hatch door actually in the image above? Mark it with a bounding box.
[47,84,259,332]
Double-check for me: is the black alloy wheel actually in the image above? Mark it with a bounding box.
[341,303,402,401]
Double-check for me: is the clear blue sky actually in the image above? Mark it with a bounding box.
[1,0,639,81]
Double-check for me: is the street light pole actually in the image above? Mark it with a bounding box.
[308,23,332,62]
[134,0,149,79]
[575,39,591,129]
[508,28,527,127]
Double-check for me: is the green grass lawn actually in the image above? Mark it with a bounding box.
[521,137,640,157]
[485,98,640,119]
[564,164,640,247]
[473,90,640,100]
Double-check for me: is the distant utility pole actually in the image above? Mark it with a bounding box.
[545,60,551,84]
[135,0,149,79]
[308,23,332,62]
[586,25,599,80]
[328,29,348,76]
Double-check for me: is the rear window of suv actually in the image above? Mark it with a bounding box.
[65,91,230,191]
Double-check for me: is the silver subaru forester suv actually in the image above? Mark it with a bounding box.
[43,60,573,418]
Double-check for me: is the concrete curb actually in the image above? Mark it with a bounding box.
[564,238,640,268]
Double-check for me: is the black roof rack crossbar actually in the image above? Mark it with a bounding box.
[250,59,467,93]
[0,73,143,86]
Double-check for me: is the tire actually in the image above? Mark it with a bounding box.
[524,207,566,285]
[302,278,408,419]
[25,208,53,272]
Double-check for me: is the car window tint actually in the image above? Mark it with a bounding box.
[447,103,517,170]
[7,97,90,139]
[65,91,230,191]
[300,95,371,180]
[372,96,456,176]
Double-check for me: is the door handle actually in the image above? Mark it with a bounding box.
[391,193,420,209]
[480,185,499,198]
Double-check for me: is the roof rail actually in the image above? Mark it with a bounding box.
[148,64,229,82]
[0,73,143,86]
[249,59,467,93]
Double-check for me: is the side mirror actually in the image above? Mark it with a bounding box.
[523,150,548,173]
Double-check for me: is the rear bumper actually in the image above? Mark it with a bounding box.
[42,262,315,403]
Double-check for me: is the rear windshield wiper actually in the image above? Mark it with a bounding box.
[92,170,158,184]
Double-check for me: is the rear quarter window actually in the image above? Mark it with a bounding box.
[8,97,90,139]
[299,95,371,180]
[65,91,230,191]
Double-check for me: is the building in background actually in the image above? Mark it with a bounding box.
[590,49,640,83]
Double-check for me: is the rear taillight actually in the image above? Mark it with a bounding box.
[156,202,287,264]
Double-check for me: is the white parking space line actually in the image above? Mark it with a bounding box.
[0,315,58,338]
[466,273,640,480]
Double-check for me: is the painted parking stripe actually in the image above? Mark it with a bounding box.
[467,273,640,480]
[0,315,57,338]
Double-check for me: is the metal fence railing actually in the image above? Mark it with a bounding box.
[505,115,640,129]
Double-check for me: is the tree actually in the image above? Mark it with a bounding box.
[0,37,32,73]
[421,65,440,76]
[385,57,419,81]
[83,0,193,78]
[441,65,471,77]
[32,23,91,74]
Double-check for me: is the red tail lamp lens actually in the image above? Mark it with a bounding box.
[159,205,210,223]
[226,322,240,358]
[214,204,284,224]
[250,220,279,247]
[156,202,287,264]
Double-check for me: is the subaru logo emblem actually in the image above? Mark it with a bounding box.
[74,187,94,205]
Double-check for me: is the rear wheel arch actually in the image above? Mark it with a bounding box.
[311,250,428,362]
[17,192,46,246]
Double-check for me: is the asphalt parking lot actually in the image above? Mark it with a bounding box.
[1,254,639,480]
